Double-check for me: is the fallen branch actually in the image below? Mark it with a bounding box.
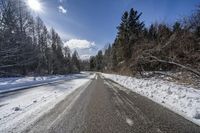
[149,55,200,77]
[153,71,180,80]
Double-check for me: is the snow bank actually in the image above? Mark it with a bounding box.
[0,73,88,93]
[0,73,94,132]
[102,73,200,126]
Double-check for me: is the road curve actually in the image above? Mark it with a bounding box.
[24,74,200,133]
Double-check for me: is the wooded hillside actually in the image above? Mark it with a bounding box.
[90,7,200,78]
[0,0,80,76]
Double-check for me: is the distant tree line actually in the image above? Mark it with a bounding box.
[0,0,80,76]
[90,7,200,77]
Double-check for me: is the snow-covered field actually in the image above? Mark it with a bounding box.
[102,73,200,126]
[0,73,88,93]
[0,72,94,133]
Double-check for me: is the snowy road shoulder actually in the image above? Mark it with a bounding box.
[0,72,89,94]
[0,73,94,133]
[102,73,200,126]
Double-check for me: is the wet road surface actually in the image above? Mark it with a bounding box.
[24,74,200,133]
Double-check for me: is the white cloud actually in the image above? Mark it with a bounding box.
[80,54,92,60]
[58,5,67,14]
[64,39,95,49]
[64,39,97,60]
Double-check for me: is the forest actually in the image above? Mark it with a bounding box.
[90,6,200,80]
[1,0,200,80]
[0,0,81,77]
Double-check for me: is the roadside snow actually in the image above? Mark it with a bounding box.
[0,72,94,133]
[0,73,87,93]
[102,73,200,126]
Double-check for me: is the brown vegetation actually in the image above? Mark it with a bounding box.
[90,7,200,82]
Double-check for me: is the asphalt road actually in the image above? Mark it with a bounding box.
[23,74,200,133]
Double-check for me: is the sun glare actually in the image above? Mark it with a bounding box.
[27,0,42,12]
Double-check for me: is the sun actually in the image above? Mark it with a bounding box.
[27,0,42,12]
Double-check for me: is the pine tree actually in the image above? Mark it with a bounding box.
[89,56,96,71]
[111,45,117,70]
[127,8,144,58]
[173,22,181,32]
[116,11,129,62]
[148,24,157,40]
[103,44,112,70]
[96,50,103,71]
[72,50,80,72]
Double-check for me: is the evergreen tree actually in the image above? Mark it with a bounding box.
[148,24,157,40]
[173,22,181,32]
[89,56,96,70]
[91,7,200,76]
[72,50,80,72]
[96,50,103,71]
[116,11,129,62]
[103,44,112,70]
[111,45,117,70]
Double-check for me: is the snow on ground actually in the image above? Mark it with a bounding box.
[0,73,88,93]
[0,72,94,133]
[102,73,200,126]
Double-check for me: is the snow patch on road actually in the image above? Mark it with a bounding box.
[102,73,200,126]
[0,73,94,132]
[126,118,134,126]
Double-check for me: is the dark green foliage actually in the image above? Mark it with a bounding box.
[91,7,200,76]
[173,22,181,32]
[89,50,103,71]
[96,50,103,71]
[71,50,81,72]
[115,8,144,62]
[148,24,157,40]
[89,56,96,71]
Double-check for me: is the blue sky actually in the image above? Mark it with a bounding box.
[36,0,200,59]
